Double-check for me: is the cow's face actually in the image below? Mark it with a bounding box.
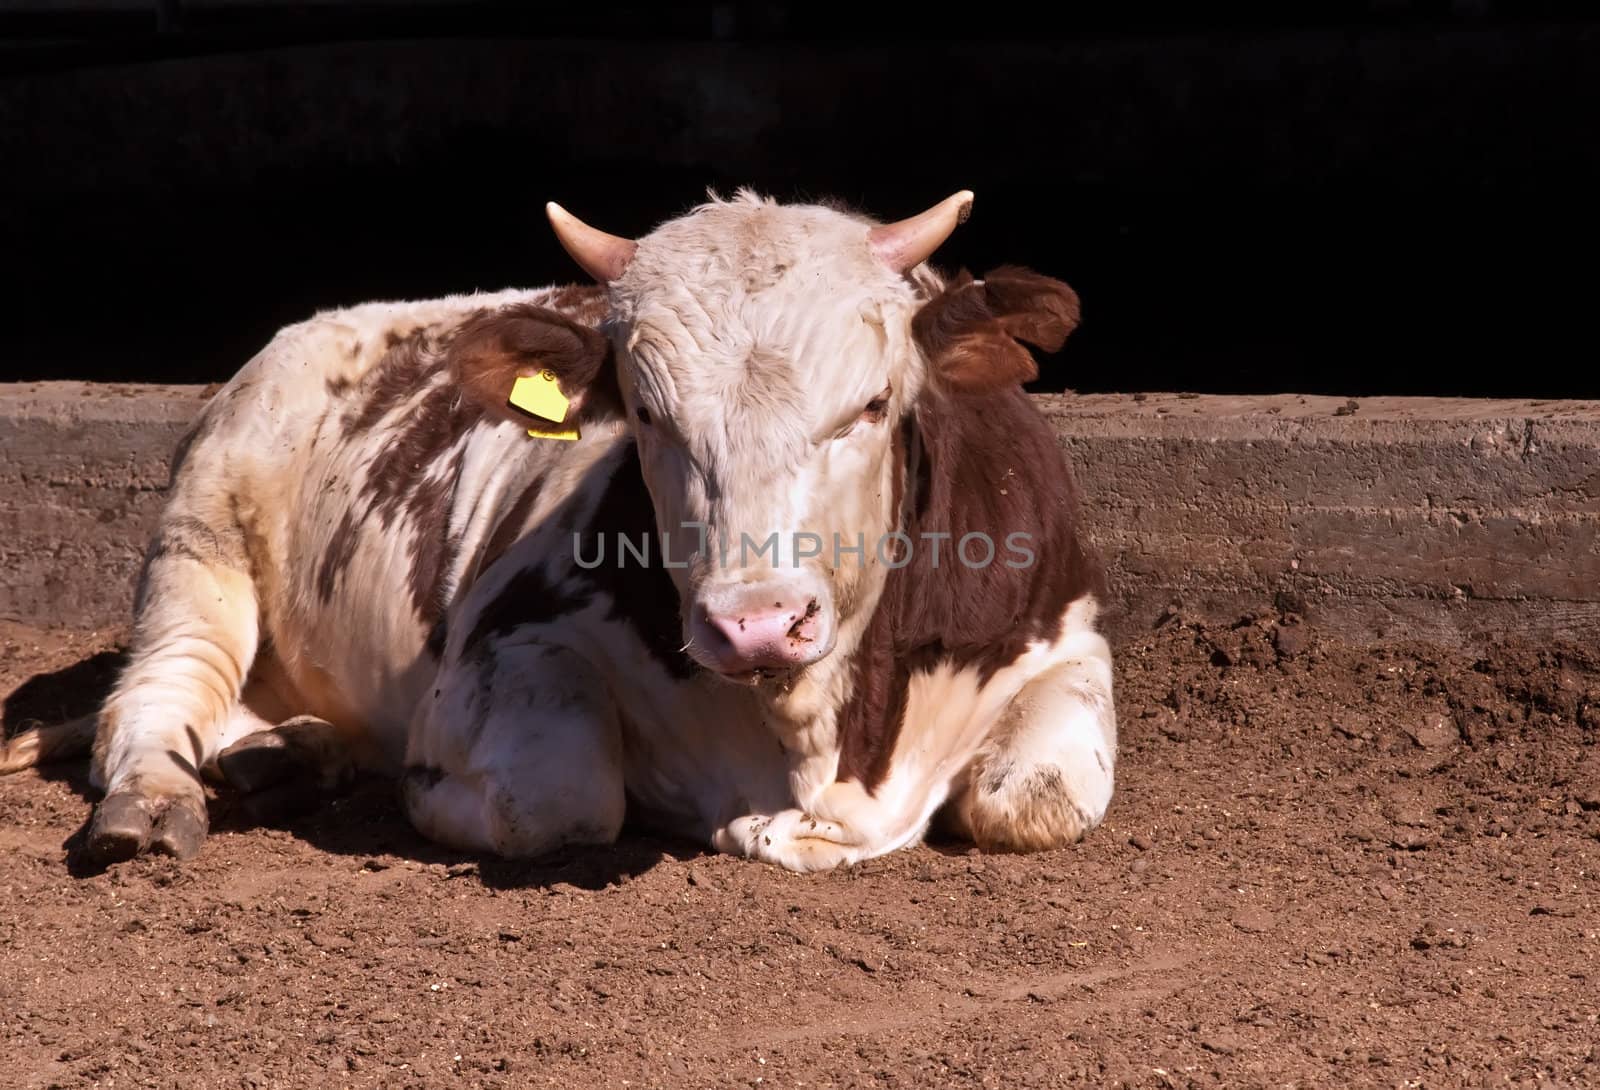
[453,191,1079,683]
[598,197,935,680]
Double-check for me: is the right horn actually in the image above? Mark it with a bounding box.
[866,190,975,272]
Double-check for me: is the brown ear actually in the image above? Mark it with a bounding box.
[446,303,619,425]
[912,266,1082,394]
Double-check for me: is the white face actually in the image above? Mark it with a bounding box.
[607,197,928,680]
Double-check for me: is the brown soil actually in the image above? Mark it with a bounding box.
[3,611,1598,1090]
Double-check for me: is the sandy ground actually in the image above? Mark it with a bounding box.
[2,611,1598,1090]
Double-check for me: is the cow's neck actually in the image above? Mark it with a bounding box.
[754,415,918,797]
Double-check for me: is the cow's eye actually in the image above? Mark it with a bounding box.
[635,406,653,426]
[861,396,889,423]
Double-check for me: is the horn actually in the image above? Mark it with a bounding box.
[866,190,975,272]
[546,202,638,283]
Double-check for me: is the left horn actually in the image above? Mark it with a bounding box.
[866,190,975,272]
[546,202,638,283]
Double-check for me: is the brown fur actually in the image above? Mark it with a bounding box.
[477,474,546,578]
[320,331,489,617]
[344,330,435,434]
[361,376,482,529]
[836,272,1100,790]
[316,510,361,604]
[405,449,468,628]
[546,284,610,328]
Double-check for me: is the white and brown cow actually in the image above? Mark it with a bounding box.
[2,189,1117,872]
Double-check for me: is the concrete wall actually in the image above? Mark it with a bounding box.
[3,383,1598,646]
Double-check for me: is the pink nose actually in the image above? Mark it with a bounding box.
[697,598,825,673]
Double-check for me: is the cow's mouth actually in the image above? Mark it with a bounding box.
[717,664,798,689]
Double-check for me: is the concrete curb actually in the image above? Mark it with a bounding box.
[3,383,1598,646]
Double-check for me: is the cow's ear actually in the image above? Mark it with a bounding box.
[912,266,1081,394]
[446,303,620,425]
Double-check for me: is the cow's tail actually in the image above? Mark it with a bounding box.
[0,715,96,774]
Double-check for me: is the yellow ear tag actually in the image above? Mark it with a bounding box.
[509,371,580,441]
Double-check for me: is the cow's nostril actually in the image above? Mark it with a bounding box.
[786,599,821,641]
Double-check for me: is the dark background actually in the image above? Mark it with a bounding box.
[2,1,1596,396]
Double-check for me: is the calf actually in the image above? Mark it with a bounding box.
[3,190,1117,871]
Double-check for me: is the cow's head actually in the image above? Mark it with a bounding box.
[457,192,1079,682]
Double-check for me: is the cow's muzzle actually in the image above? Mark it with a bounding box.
[689,582,834,677]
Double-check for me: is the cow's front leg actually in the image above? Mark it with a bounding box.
[716,806,859,873]
[401,642,625,858]
[944,637,1118,852]
[713,779,923,873]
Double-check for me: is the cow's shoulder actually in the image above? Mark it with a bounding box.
[898,385,1103,665]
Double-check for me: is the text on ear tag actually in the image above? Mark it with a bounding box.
[509,371,570,423]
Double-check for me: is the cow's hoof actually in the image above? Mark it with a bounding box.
[151,796,209,859]
[217,731,298,794]
[87,791,210,863]
[86,792,155,862]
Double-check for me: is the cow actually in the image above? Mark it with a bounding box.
[1,189,1118,872]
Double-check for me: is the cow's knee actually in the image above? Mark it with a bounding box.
[405,643,627,858]
[401,763,624,859]
[953,663,1117,854]
[962,754,1111,853]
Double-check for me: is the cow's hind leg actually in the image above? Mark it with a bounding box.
[88,517,260,862]
[401,643,625,858]
[945,632,1118,853]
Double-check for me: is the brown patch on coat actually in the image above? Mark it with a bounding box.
[316,510,361,603]
[545,284,609,328]
[835,272,1100,791]
[343,329,437,434]
[360,377,482,530]
[328,329,490,616]
[477,474,546,577]
[406,449,468,627]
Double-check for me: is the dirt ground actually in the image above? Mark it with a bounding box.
[2,610,1597,1090]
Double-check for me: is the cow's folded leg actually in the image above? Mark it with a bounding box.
[401,642,625,859]
[716,807,863,872]
[216,715,355,794]
[215,715,357,822]
[945,642,1118,853]
[715,779,913,872]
